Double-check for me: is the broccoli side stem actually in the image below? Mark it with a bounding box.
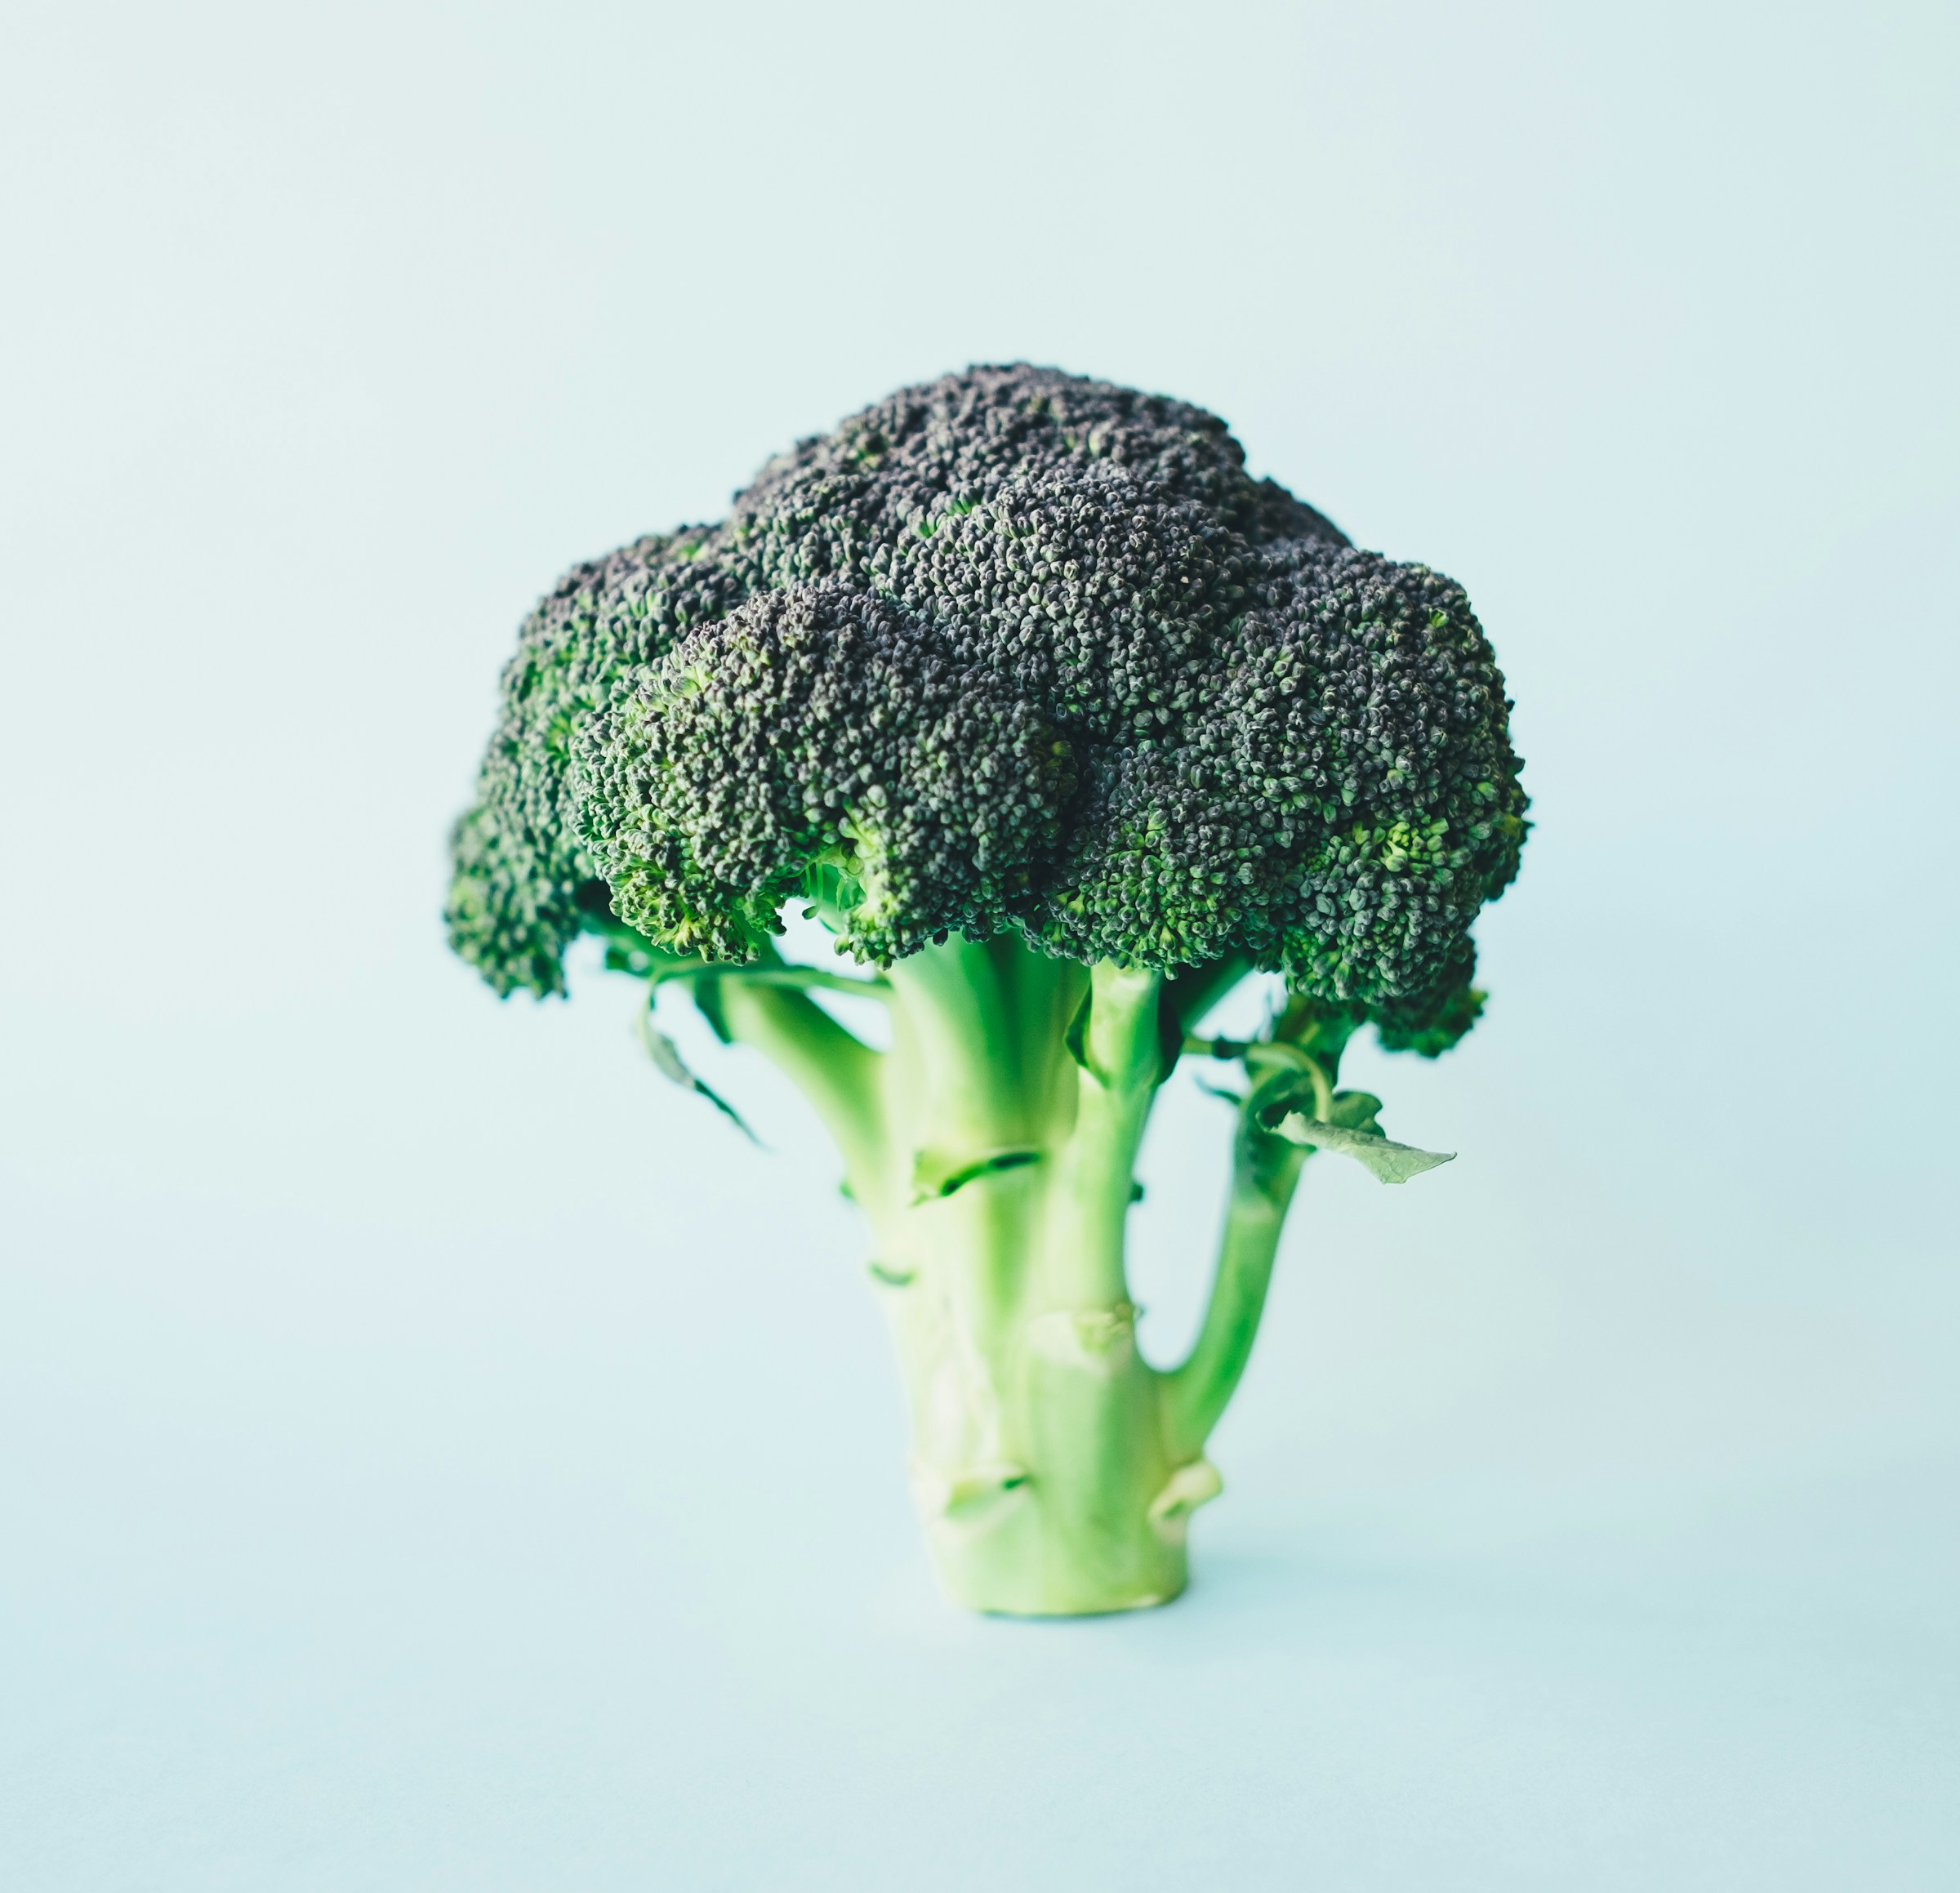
[715,931,1309,1615]
[711,981,886,1204]
[1160,1118,1310,1461]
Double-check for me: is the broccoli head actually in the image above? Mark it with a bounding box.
[448,365,1525,1040]
[447,366,1529,1614]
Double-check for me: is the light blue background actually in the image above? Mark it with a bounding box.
[2,2,1955,1886]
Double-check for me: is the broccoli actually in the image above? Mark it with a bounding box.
[447,365,1528,1615]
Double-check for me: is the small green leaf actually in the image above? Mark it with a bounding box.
[638,995,758,1142]
[911,1147,1042,1204]
[1273,1111,1453,1183]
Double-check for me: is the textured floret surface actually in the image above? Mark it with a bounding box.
[448,364,1526,1031]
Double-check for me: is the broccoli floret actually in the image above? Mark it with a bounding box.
[448,365,1528,1615]
[577,583,1081,964]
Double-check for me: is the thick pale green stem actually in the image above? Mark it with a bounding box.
[713,933,1308,1614]
[871,942,1063,1491]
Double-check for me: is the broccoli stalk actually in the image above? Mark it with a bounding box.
[448,365,1527,1614]
[613,922,1379,1613]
